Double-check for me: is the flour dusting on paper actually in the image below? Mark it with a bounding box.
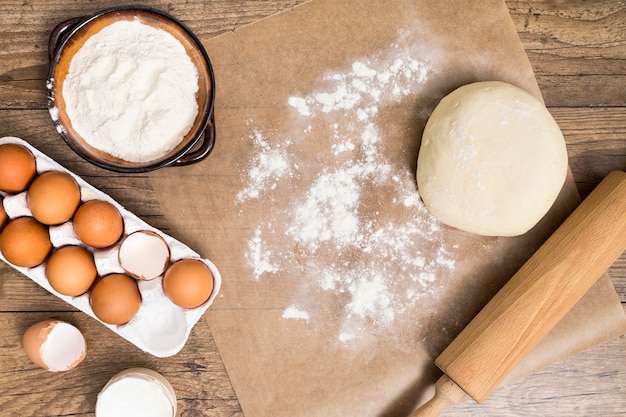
[236,34,457,344]
[282,306,311,321]
[237,130,292,201]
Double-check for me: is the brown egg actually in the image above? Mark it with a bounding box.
[0,143,37,193]
[90,274,142,325]
[0,217,51,267]
[27,171,81,225]
[163,259,214,309]
[0,197,8,231]
[22,319,86,372]
[46,245,97,296]
[73,200,124,248]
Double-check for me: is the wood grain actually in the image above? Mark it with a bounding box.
[438,171,626,402]
[0,312,242,417]
[0,1,624,416]
[508,1,626,308]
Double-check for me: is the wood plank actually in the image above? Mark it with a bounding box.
[0,311,243,417]
[551,107,626,197]
[444,334,626,416]
[507,0,626,107]
[507,0,626,309]
[0,1,625,417]
[535,75,626,107]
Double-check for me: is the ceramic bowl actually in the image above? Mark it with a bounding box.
[46,6,215,173]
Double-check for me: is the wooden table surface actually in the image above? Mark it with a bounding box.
[0,1,624,416]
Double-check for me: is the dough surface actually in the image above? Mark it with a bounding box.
[416,81,568,236]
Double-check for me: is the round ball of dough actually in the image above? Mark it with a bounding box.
[416,81,568,236]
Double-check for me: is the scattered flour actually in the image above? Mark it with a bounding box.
[291,57,428,118]
[282,306,310,321]
[287,169,362,250]
[237,34,455,344]
[247,227,278,278]
[236,130,291,201]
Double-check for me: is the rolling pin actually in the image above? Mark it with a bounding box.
[411,170,626,416]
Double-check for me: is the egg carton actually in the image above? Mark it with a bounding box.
[0,136,221,357]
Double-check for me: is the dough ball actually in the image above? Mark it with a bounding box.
[416,81,568,236]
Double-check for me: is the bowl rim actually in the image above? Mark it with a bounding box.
[46,5,216,173]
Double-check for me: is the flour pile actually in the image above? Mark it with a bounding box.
[62,20,199,163]
[236,35,458,344]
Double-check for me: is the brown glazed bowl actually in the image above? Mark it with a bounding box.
[47,6,215,173]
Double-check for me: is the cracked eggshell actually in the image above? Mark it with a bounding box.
[96,368,176,417]
[22,319,86,372]
[119,231,170,280]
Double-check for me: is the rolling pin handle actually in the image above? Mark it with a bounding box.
[409,375,468,417]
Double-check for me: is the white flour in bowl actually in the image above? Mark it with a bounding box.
[62,20,199,163]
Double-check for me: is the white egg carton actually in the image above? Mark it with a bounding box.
[0,136,221,357]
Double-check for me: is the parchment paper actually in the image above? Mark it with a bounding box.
[148,0,626,415]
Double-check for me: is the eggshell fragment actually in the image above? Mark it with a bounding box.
[90,273,142,325]
[46,245,97,296]
[96,368,177,417]
[0,143,37,193]
[0,217,52,267]
[22,319,86,372]
[119,231,170,280]
[27,171,81,225]
[73,200,124,248]
[163,259,214,309]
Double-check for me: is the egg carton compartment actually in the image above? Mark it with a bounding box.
[0,136,221,357]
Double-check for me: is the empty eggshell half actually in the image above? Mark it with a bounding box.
[96,368,176,417]
[22,319,86,372]
[119,231,170,280]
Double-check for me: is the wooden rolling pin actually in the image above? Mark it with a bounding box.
[411,171,626,416]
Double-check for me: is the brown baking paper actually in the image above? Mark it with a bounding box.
[148,0,626,415]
